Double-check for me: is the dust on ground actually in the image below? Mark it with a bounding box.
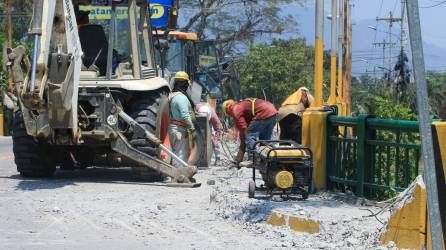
[0,137,392,250]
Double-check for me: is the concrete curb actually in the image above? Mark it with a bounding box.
[267,212,321,234]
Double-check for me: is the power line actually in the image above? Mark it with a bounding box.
[420,0,446,8]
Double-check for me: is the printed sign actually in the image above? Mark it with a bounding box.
[79,0,172,28]
[150,0,172,28]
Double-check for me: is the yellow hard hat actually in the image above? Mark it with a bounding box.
[174,71,191,84]
[222,99,235,116]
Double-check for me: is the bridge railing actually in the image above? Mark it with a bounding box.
[326,114,422,199]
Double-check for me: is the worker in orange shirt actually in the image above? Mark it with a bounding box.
[278,87,314,143]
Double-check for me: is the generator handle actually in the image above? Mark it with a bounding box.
[252,140,313,162]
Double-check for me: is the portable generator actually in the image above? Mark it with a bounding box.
[248,140,313,199]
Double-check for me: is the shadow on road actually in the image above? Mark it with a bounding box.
[2,168,168,191]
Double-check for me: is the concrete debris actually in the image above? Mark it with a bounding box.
[386,241,396,248]
[206,179,216,185]
[207,149,390,249]
[0,137,394,249]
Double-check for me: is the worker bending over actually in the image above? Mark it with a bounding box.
[196,102,223,146]
[278,87,314,143]
[222,98,278,163]
[196,102,223,162]
[168,72,197,167]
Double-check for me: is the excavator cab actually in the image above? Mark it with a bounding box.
[74,0,158,80]
[152,32,224,100]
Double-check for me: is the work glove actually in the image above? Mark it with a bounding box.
[235,149,245,163]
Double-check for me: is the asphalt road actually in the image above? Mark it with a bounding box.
[0,137,277,250]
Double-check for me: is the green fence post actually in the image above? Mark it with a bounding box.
[356,114,369,197]
[325,113,336,190]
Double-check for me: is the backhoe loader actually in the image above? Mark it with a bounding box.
[5,0,197,184]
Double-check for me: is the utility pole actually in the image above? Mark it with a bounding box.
[342,0,351,114]
[376,11,401,73]
[373,40,396,79]
[314,0,324,107]
[7,0,14,93]
[7,0,13,46]
[373,40,387,75]
[328,0,337,104]
[406,1,444,249]
[337,0,343,103]
[400,0,407,53]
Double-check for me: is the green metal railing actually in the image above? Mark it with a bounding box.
[326,114,422,199]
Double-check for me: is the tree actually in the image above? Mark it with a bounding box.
[179,0,304,55]
[0,1,33,94]
[236,39,329,106]
[0,0,33,41]
[393,50,410,103]
[350,70,446,120]
[426,71,446,118]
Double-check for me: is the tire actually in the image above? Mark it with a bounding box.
[248,180,256,198]
[12,110,56,177]
[188,115,213,168]
[128,91,170,181]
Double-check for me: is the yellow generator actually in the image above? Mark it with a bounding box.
[249,140,313,199]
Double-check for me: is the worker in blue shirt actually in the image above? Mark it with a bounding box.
[168,71,197,167]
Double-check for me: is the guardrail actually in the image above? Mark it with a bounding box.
[326,114,422,199]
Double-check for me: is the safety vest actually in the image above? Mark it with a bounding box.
[243,98,257,116]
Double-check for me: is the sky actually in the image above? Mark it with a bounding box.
[351,0,446,49]
[298,0,446,50]
[286,0,446,73]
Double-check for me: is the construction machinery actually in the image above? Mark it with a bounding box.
[152,30,241,102]
[4,0,199,184]
[249,140,313,199]
[144,0,241,102]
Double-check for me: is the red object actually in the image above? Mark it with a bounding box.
[170,120,187,127]
[230,99,277,150]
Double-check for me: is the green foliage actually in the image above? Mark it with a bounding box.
[351,71,446,120]
[372,96,416,120]
[236,39,329,105]
[426,71,446,118]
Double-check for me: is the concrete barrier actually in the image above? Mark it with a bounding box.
[380,177,428,249]
[369,122,446,249]
[432,122,446,249]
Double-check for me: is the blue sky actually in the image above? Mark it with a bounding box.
[285,0,446,73]
[297,0,446,50]
[352,0,446,49]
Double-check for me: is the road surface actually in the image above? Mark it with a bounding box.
[0,137,388,250]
